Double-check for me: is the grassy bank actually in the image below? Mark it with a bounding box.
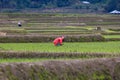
[0,57,120,80]
[0,34,105,42]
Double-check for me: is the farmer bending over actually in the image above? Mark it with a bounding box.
[53,36,64,46]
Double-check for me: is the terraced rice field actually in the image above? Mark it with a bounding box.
[0,41,120,53]
[0,13,120,36]
[0,13,120,57]
[0,13,120,80]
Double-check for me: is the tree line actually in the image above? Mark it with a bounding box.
[0,0,120,12]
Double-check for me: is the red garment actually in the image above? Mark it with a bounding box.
[53,37,63,46]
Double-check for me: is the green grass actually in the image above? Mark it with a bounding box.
[27,30,88,33]
[0,41,120,53]
[104,35,120,38]
[0,58,86,63]
[0,58,43,63]
[0,58,66,63]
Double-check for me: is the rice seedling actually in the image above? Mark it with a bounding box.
[0,41,119,53]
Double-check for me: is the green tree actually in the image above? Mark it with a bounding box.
[105,0,120,12]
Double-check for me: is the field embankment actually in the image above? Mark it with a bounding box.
[0,34,105,43]
[0,57,120,80]
[0,51,119,59]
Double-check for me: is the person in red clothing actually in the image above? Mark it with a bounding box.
[53,36,64,46]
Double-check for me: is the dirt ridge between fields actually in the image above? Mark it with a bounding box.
[0,57,120,80]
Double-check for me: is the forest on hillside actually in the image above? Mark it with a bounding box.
[0,0,120,13]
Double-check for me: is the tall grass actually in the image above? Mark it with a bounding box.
[0,41,120,53]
